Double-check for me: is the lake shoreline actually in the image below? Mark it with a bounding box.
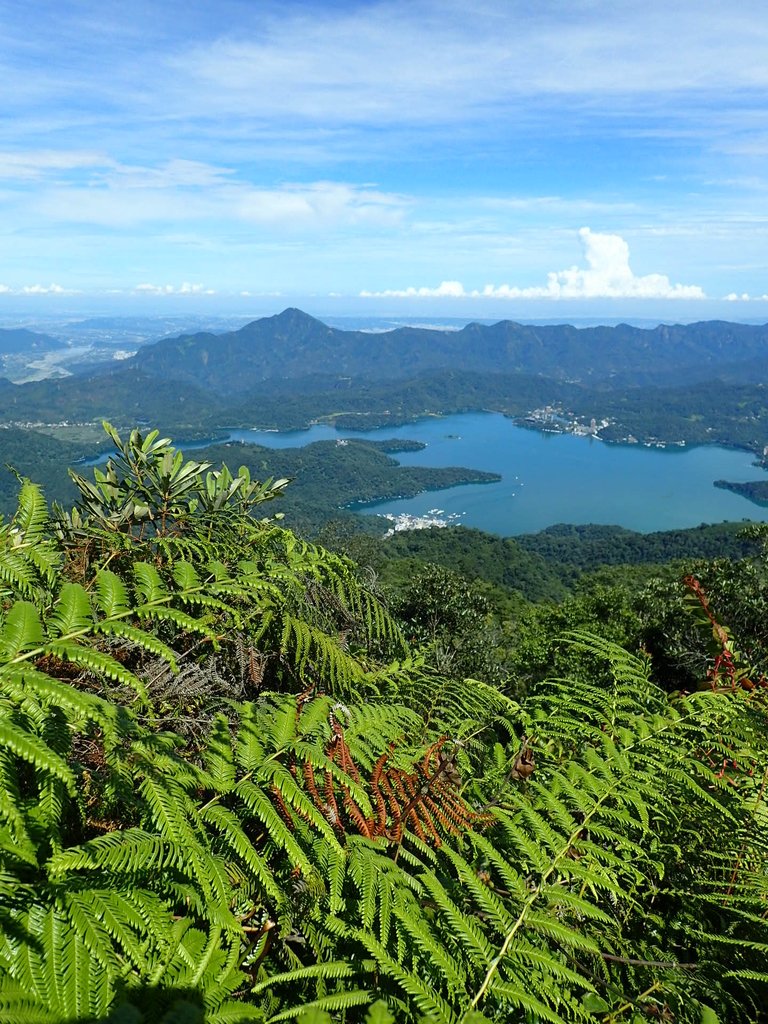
[74,412,768,537]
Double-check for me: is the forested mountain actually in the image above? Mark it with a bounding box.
[133,309,768,391]
[516,520,763,571]
[363,521,761,595]
[0,326,62,354]
[0,427,85,514]
[0,365,219,428]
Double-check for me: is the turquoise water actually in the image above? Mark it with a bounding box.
[221,413,768,536]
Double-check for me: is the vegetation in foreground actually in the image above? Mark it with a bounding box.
[0,424,766,1023]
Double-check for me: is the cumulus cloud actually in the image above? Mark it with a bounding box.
[361,228,706,300]
[21,283,73,294]
[725,291,768,301]
[0,283,73,295]
[361,280,466,298]
[133,282,216,295]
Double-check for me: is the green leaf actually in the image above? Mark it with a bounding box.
[296,1011,331,1024]
[363,1000,395,1024]
[582,993,611,1013]
[699,1005,721,1024]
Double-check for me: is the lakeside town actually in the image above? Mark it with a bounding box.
[520,404,688,448]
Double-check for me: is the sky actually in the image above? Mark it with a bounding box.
[1,0,768,320]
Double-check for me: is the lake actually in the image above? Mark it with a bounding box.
[217,413,768,536]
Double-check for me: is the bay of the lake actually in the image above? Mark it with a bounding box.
[221,412,768,536]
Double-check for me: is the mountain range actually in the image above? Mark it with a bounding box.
[131,308,768,392]
[3,310,768,450]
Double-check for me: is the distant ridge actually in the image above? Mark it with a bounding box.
[132,309,768,393]
[0,327,63,355]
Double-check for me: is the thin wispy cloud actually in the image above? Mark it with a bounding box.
[0,150,111,180]
[171,1,768,126]
[20,177,406,238]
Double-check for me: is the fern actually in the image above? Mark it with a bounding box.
[0,480,59,604]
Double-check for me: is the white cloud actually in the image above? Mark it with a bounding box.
[237,182,405,228]
[105,159,236,189]
[133,282,215,295]
[169,1,768,132]
[0,149,111,180]
[0,283,72,295]
[21,283,73,294]
[725,291,768,301]
[362,228,706,300]
[30,175,405,231]
[361,280,466,298]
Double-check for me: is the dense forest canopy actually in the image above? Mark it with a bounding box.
[0,423,766,1023]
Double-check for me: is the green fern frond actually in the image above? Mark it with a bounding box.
[0,718,75,792]
[93,569,131,617]
[483,981,570,1024]
[0,550,39,602]
[46,583,93,638]
[251,961,357,996]
[44,641,149,701]
[132,562,168,604]
[266,989,372,1023]
[351,928,456,1023]
[199,802,284,905]
[93,620,180,671]
[0,601,44,658]
[233,779,315,879]
[0,664,117,731]
[47,828,172,878]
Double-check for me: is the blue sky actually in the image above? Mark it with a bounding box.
[1,0,768,319]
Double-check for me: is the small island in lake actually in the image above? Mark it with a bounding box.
[352,438,427,454]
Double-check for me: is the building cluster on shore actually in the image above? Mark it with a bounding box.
[520,406,691,449]
[2,420,91,430]
[379,509,465,538]
[523,405,611,438]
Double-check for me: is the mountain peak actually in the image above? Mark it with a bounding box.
[270,307,325,327]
